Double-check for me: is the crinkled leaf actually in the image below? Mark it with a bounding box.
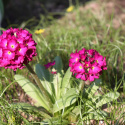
[43,117,69,125]
[14,75,49,110]
[83,110,108,120]
[53,88,78,113]
[86,79,102,101]
[95,91,120,108]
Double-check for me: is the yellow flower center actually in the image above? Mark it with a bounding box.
[76,58,78,61]
[87,68,90,71]
[96,60,98,63]
[92,66,95,70]
[79,66,82,69]
[11,45,14,48]
[19,48,21,51]
[5,43,7,46]
[8,51,11,55]
[86,64,88,67]
[14,32,17,37]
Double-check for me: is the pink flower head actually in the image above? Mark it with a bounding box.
[7,39,18,51]
[69,48,107,82]
[0,28,37,71]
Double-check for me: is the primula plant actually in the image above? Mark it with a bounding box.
[0,28,120,124]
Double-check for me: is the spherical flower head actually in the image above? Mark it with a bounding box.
[0,28,37,71]
[69,48,107,82]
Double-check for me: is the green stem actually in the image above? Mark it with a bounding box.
[85,80,91,85]
[26,64,52,109]
[81,81,84,91]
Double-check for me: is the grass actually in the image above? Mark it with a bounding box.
[0,0,125,124]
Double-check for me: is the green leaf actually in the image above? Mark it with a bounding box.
[53,56,63,73]
[43,117,70,125]
[35,64,54,96]
[68,106,81,122]
[52,73,61,99]
[86,79,102,101]
[52,56,63,99]
[35,64,50,81]
[83,110,108,120]
[95,91,120,108]
[0,121,6,125]
[14,75,49,110]
[61,67,72,96]
[11,103,52,119]
[53,88,78,113]
[123,76,125,95]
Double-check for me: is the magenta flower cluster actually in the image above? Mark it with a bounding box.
[69,48,107,82]
[0,28,37,71]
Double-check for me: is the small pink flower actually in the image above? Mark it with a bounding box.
[3,50,15,60]
[18,45,27,56]
[44,61,57,74]
[80,55,87,62]
[78,48,86,55]
[88,74,95,82]
[69,51,80,63]
[7,39,18,51]
[76,73,86,81]
[73,62,85,73]
[94,55,104,66]
[89,63,101,74]
[0,48,2,57]
[44,61,55,69]
[0,39,8,48]
[17,38,24,44]
[84,61,91,68]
